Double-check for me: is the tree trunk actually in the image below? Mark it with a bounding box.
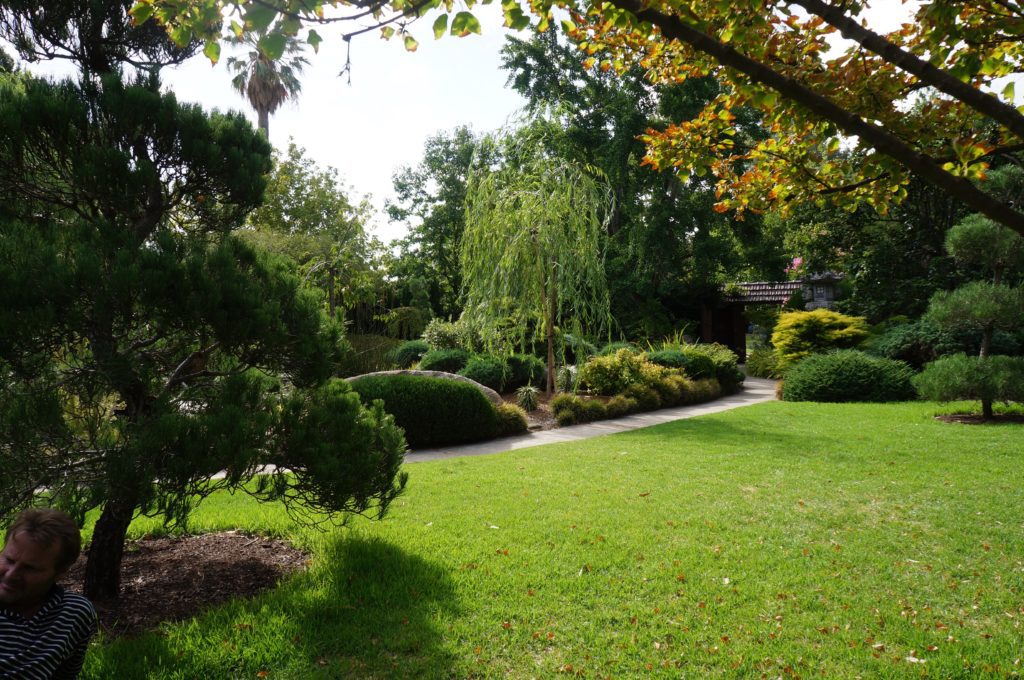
[258,110,270,138]
[545,261,558,396]
[83,491,138,601]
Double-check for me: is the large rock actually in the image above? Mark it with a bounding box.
[346,370,503,406]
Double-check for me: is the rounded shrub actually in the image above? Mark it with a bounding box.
[579,349,665,396]
[914,353,1024,405]
[390,339,429,369]
[623,383,661,411]
[458,354,508,391]
[605,395,639,418]
[348,374,498,447]
[418,348,471,373]
[771,309,869,370]
[682,343,744,392]
[687,378,722,403]
[652,375,683,407]
[781,350,917,403]
[647,349,688,370]
[506,353,545,390]
[551,393,584,426]
[495,403,529,437]
[579,399,608,423]
[680,352,716,380]
[421,318,464,349]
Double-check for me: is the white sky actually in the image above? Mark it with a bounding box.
[162,11,527,243]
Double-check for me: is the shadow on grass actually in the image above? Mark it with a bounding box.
[85,535,460,679]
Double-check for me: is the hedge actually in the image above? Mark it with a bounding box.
[781,350,917,403]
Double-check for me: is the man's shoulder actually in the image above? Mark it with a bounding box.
[48,588,96,626]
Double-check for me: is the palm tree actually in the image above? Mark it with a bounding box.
[226,33,309,138]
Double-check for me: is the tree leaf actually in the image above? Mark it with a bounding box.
[258,33,287,61]
[404,34,419,52]
[433,14,449,40]
[450,11,481,37]
[243,4,278,32]
[202,40,221,65]
[128,3,155,26]
[307,29,323,54]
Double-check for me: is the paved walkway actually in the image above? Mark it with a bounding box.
[407,376,777,463]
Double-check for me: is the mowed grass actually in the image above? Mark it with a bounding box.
[83,401,1023,678]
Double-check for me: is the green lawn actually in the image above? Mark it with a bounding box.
[84,401,1023,678]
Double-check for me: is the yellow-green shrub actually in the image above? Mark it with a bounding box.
[771,309,869,370]
[578,348,665,395]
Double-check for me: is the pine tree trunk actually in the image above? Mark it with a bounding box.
[83,491,137,601]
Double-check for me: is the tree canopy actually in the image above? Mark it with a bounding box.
[136,0,1024,237]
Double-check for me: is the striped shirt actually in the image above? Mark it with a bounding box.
[0,586,97,679]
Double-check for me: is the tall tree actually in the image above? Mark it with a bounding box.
[387,126,482,319]
[226,28,308,137]
[0,2,406,601]
[462,121,612,393]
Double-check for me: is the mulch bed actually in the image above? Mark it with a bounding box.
[934,413,1024,424]
[502,391,558,431]
[62,531,309,637]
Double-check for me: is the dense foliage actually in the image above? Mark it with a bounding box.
[458,355,507,391]
[781,351,917,403]
[390,339,430,369]
[771,309,869,370]
[348,374,499,447]
[418,348,471,373]
[913,354,1024,407]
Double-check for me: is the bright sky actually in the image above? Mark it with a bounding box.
[162,11,527,243]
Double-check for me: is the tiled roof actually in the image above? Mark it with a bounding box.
[727,281,802,304]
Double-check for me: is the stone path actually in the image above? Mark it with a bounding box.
[407,376,778,463]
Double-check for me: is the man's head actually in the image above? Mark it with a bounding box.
[0,508,82,616]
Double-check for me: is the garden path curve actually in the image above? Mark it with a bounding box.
[407,377,778,463]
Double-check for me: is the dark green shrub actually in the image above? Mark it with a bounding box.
[647,349,688,370]
[605,395,639,418]
[598,341,640,356]
[579,349,665,395]
[679,352,716,380]
[458,354,508,391]
[421,318,463,349]
[551,393,584,426]
[745,347,781,379]
[579,399,607,423]
[348,374,498,447]
[516,385,540,412]
[682,343,744,392]
[506,353,545,389]
[869,319,1020,370]
[623,383,661,411]
[390,339,429,369]
[781,350,917,403]
[914,354,1024,416]
[495,403,529,436]
[418,348,471,373]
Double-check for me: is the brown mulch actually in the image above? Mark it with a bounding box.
[62,531,309,637]
[934,413,1024,425]
[502,391,558,431]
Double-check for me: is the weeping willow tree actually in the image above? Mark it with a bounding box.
[462,124,613,394]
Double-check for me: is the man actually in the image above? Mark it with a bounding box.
[0,508,97,679]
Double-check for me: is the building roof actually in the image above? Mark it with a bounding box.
[727,281,802,304]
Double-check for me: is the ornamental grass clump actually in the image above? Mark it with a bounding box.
[494,403,529,436]
[781,350,917,403]
[516,385,540,412]
[605,395,639,418]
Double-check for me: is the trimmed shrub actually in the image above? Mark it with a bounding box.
[390,339,429,369]
[495,403,529,437]
[772,309,869,369]
[662,373,692,406]
[781,350,917,403]
[652,376,683,407]
[551,393,584,426]
[506,353,545,390]
[516,385,540,412]
[869,318,1021,370]
[579,349,665,395]
[914,354,1024,411]
[418,348,471,373]
[348,374,498,447]
[605,395,639,418]
[688,378,722,403]
[679,352,715,380]
[647,349,688,370]
[745,346,781,379]
[579,399,608,423]
[458,354,508,391]
[598,341,640,356]
[623,383,661,411]
[682,343,744,393]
